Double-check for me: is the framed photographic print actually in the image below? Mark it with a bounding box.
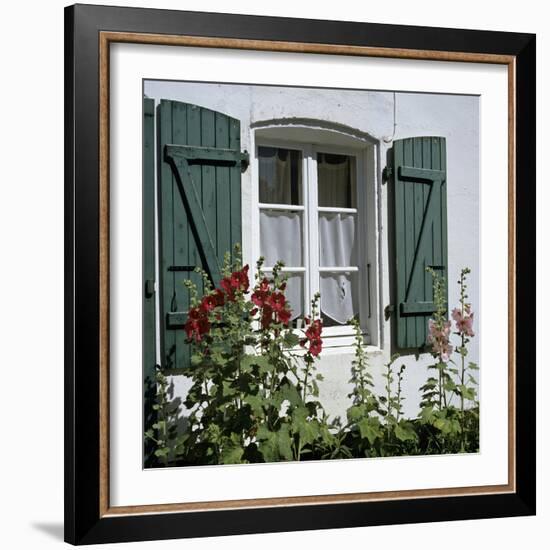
[64,3,536,545]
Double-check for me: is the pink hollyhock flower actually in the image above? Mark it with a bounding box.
[427,319,452,362]
[452,307,475,337]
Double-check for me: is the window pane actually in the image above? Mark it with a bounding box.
[264,272,304,323]
[317,152,357,208]
[319,212,357,267]
[259,146,302,205]
[320,272,359,326]
[260,210,302,267]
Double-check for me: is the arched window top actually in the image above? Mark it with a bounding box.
[252,118,377,149]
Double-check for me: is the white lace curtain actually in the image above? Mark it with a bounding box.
[318,213,358,324]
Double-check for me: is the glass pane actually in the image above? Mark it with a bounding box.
[259,146,302,205]
[260,210,302,267]
[264,272,304,323]
[317,152,357,208]
[319,272,359,326]
[319,212,357,267]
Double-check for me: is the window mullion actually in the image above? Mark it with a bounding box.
[307,145,320,317]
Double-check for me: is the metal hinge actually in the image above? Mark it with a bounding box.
[382,166,393,184]
[384,304,394,321]
[145,279,155,298]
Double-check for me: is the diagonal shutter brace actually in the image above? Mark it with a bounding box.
[165,144,249,171]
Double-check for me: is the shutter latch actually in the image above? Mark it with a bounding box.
[384,304,394,321]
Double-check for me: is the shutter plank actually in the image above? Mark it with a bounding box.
[215,112,231,261]
[187,105,203,299]
[172,102,191,371]
[413,137,425,345]
[158,101,177,368]
[403,138,415,347]
[143,98,156,381]
[229,117,242,258]
[422,137,434,313]
[202,110,218,271]
[394,140,407,348]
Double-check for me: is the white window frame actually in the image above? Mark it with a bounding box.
[250,128,380,349]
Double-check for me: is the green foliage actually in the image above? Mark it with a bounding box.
[145,256,480,466]
[165,249,333,466]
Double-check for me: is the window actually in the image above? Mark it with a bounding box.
[255,137,372,343]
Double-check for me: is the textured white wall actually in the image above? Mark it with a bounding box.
[144,80,480,420]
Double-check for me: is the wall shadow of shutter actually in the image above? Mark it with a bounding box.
[391,136,448,350]
[156,100,245,372]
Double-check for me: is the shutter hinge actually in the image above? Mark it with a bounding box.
[241,150,250,173]
[384,304,394,321]
[382,166,392,184]
[145,279,155,298]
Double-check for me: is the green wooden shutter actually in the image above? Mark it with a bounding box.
[143,98,156,379]
[143,97,156,463]
[157,99,247,371]
[391,136,448,349]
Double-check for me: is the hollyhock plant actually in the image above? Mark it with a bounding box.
[178,249,327,466]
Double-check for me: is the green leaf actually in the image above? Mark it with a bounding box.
[242,394,264,416]
[357,416,381,444]
[290,407,320,445]
[220,442,245,464]
[419,405,434,424]
[283,331,300,348]
[256,424,293,462]
[347,405,365,423]
[277,382,303,408]
[457,384,476,400]
[394,422,416,442]
[240,355,272,374]
[191,354,203,366]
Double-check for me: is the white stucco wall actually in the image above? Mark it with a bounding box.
[144,80,480,421]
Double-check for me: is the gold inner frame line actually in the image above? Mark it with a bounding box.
[98,31,517,518]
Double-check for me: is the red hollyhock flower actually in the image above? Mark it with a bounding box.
[184,319,198,340]
[305,319,322,339]
[251,277,271,307]
[197,317,210,334]
[251,290,267,307]
[261,305,273,329]
[188,306,201,320]
[309,338,322,357]
[212,289,225,307]
[278,308,291,326]
[220,277,236,302]
[201,294,217,312]
[259,278,270,292]
[233,264,250,292]
[300,318,323,356]
[184,304,211,342]
[267,292,286,313]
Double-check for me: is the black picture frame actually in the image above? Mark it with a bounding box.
[65,3,536,545]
